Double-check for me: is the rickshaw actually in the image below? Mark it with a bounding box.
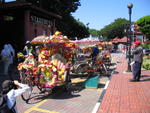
[17,32,76,101]
[70,44,108,77]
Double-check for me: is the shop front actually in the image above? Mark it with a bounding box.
[0,1,61,51]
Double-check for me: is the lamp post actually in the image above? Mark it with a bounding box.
[126,3,133,72]
[124,28,128,58]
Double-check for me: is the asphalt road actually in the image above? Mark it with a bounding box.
[0,53,118,113]
[17,75,110,113]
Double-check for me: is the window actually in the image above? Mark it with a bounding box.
[3,15,14,21]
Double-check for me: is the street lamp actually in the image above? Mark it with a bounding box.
[124,28,128,58]
[126,3,133,72]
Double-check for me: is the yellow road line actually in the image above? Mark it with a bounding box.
[31,108,58,113]
[24,99,59,113]
[31,100,48,108]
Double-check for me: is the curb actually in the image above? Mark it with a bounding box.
[91,80,110,113]
[91,62,117,113]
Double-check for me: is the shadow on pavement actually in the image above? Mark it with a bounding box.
[141,75,150,77]
[140,78,150,82]
[112,71,119,74]
[98,83,105,88]
[25,83,82,104]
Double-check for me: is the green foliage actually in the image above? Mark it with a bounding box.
[57,16,89,40]
[142,43,150,49]
[136,15,150,40]
[142,58,150,70]
[89,29,99,37]
[98,18,130,40]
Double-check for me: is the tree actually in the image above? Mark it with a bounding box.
[98,18,130,40]
[135,15,150,40]
[89,29,99,37]
[57,15,89,40]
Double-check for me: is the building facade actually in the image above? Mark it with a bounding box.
[0,1,61,51]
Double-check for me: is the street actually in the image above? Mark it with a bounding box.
[0,53,117,113]
[16,75,110,113]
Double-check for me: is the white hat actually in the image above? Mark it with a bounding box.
[26,41,30,44]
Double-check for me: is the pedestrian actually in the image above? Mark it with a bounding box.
[1,44,13,75]
[0,80,30,113]
[130,40,143,82]
[7,44,16,80]
[7,44,15,60]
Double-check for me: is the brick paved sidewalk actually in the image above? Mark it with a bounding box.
[97,54,150,113]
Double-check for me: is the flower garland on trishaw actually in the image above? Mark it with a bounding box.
[18,31,77,89]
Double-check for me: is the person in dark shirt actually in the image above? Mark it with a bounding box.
[91,45,100,63]
[130,40,143,82]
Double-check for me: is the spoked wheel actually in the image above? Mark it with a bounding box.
[20,71,33,101]
[99,64,110,77]
[75,63,91,75]
[36,75,53,94]
[64,71,72,92]
[21,87,33,101]
[37,84,44,92]
[64,81,72,92]
[37,85,53,94]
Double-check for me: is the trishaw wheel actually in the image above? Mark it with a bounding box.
[20,72,33,101]
[21,87,33,102]
[64,71,71,92]
[75,63,91,75]
[36,76,47,93]
[20,71,26,84]
[37,85,53,94]
[37,84,44,92]
[36,76,53,94]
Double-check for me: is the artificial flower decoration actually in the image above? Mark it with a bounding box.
[18,31,76,88]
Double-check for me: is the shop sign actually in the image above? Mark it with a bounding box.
[30,15,52,27]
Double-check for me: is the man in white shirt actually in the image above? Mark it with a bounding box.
[2,80,30,113]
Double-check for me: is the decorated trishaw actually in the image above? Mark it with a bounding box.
[17,32,76,101]
[70,41,112,77]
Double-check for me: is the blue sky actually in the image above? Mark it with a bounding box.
[6,0,150,30]
[72,0,150,30]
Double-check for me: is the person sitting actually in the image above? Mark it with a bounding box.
[91,45,100,64]
[23,41,31,55]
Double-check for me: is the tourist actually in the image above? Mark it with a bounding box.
[130,40,143,82]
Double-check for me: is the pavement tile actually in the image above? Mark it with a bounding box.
[97,54,150,113]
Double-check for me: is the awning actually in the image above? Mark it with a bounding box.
[119,37,129,43]
[112,37,120,43]
[112,37,129,43]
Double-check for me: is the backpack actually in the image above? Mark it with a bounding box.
[0,94,16,113]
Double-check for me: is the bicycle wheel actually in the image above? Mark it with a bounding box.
[37,84,44,91]
[21,86,33,101]
[75,63,91,75]
[99,64,110,77]
[37,83,47,93]
[64,71,72,92]
[19,70,26,83]
[35,74,47,92]
[20,71,33,101]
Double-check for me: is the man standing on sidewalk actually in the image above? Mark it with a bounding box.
[130,40,143,82]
